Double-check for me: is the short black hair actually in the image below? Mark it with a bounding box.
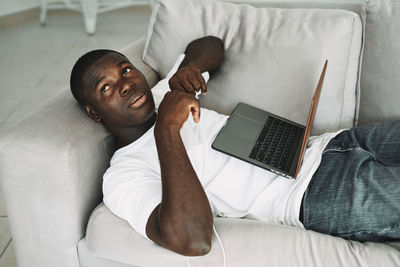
[70,49,125,105]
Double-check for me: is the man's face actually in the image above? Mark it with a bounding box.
[82,53,155,129]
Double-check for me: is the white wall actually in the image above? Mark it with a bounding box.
[1,0,39,17]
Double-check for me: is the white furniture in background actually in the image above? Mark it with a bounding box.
[40,0,157,34]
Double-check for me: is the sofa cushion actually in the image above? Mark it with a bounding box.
[143,0,364,135]
[359,0,400,125]
[85,203,400,267]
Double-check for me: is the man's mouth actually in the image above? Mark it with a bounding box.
[128,92,147,109]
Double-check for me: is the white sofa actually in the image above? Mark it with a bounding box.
[1,0,400,266]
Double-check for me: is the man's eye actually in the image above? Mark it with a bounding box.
[122,67,132,76]
[100,84,110,94]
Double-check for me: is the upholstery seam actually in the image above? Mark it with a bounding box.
[65,118,107,261]
[85,204,104,248]
[353,2,367,126]
[339,16,356,130]
[142,1,161,65]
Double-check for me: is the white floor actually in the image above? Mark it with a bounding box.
[0,5,152,266]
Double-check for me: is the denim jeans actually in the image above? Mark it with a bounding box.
[302,120,400,242]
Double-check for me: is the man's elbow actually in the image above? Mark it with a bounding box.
[160,226,212,256]
[185,238,212,256]
[206,35,224,62]
[205,35,224,49]
[171,237,212,256]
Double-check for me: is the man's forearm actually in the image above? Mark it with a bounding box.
[179,36,224,73]
[146,38,223,255]
[149,124,213,256]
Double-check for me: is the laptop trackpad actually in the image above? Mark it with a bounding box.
[215,113,264,156]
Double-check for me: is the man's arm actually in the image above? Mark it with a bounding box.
[145,37,224,256]
[169,36,224,95]
[147,90,212,256]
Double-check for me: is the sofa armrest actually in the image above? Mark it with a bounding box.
[0,38,158,267]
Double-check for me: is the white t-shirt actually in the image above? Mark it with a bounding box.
[103,55,343,240]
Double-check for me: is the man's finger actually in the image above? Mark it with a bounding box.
[180,79,195,93]
[174,83,186,92]
[188,75,202,93]
[196,72,207,94]
[168,77,183,91]
[190,100,200,123]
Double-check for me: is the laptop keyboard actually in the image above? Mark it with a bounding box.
[249,116,303,173]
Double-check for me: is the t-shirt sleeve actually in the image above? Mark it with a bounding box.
[102,157,162,240]
[151,54,185,108]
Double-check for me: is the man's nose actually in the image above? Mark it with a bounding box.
[119,80,134,96]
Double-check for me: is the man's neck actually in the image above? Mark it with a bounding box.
[112,112,157,149]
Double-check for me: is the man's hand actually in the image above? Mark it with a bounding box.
[168,66,207,95]
[168,36,224,98]
[156,90,200,132]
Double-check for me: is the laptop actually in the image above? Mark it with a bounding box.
[211,60,328,179]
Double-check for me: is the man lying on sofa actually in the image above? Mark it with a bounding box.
[70,36,400,256]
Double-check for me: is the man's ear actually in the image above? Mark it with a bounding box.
[83,104,102,122]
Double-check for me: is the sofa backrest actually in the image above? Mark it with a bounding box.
[143,0,365,135]
[225,0,400,125]
[180,0,400,126]
[358,0,400,125]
